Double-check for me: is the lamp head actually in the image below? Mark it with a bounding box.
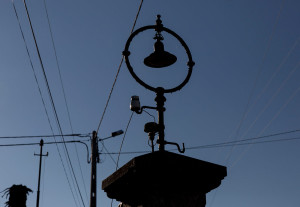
[130,96,141,112]
[144,39,177,68]
[111,130,124,137]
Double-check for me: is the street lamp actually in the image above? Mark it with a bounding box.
[90,130,123,207]
[123,15,195,152]
[103,15,227,207]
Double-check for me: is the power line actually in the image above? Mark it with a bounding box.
[238,60,300,142]
[0,140,89,147]
[241,36,300,122]
[99,141,117,165]
[209,1,287,205]
[100,135,300,155]
[11,1,81,207]
[41,0,89,202]
[228,61,300,167]
[115,112,134,170]
[191,129,300,149]
[224,0,287,165]
[94,2,144,204]
[209,1,286,206]
[97,112,134,174]
[99,128,300,154]
[231,84,300,167]
[0,133,89,139]
[22,1,86,206]
[96,0,144,133]
[11,0,55,143]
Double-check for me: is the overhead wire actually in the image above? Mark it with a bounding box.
[226,36,300,147]
[223,0,287,165]
[0,133,89,139]
[99,128,300,154]
[96,0,144,134]
[231,83,300,167]
[110,111,134,207]
[93,2,144,205]
[241,36,300,118]
[235,60,300,142]
[209,2,286,206]
[99,141,117,165]
[11,0,55,143]
[115,112,134,170]
[11,1,80,207]
[226,46,300,167]
[41,0,89,201]
[0,140,89,147]
[99,136,300,155]
[22,0,86,206]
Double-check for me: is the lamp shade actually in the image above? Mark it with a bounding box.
[144,40,177,68]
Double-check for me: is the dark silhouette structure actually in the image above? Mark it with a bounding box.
[1,185,32,207]
[102,15,226,207]
[102,151,226,207]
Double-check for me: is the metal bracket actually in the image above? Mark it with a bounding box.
[157,140,185,153]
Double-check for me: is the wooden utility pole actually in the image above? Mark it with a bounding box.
[90,131,99,207]
[34,139,48,207]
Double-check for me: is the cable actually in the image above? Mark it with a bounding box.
[223,0,287,166]
[143,109,156,122]
[100,150,150,155]
[22,1,86,206]
[240,36,300,122]
[191,129,300,149]
[96,0,144,203]
[207,3,288,205]
[99,128,300,154]
[42,0,89,201]
[11,0,55,143]
[115,112,134,170]
[11,2,80,207]
[231,84,300,167]
[0,140,89,147]
[99,141,117,165]
[238,60,300,142]
[110,112,134,207]
[0,133,89,139]
[96,0,144,133]
[208,4,288,205]
[99,136,300,155]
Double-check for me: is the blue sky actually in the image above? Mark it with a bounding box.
[1,0,300,207]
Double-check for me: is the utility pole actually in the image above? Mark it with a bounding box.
[34,139,48,207]
[90,131,99,207]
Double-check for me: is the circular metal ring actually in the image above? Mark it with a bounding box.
[123,25,195,93]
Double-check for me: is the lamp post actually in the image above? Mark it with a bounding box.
[90,130,123,207]
[123,15,195,152]
[102,15,226,207]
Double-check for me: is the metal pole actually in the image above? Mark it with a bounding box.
[155,87,166,151]
[34,139,48,207]
[90,131,99,207]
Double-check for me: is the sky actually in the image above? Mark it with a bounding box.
[0,0,300,207]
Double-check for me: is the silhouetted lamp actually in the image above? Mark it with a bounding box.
[144,36,177,68]
[123,14,195,93]
[103,15,227,207]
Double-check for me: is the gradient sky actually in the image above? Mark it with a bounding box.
[1,0,300,207]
